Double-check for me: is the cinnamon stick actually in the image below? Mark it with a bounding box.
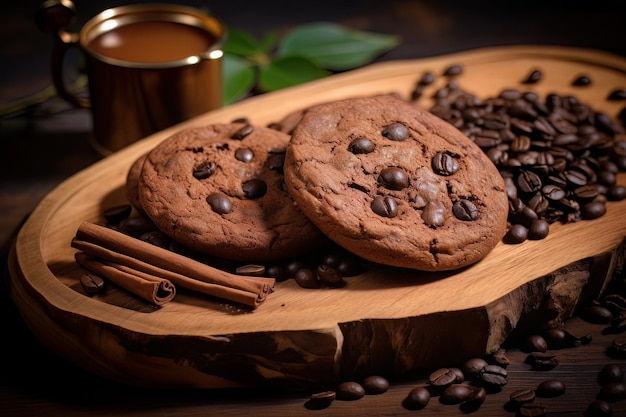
[72,222,274,307]
[75,252,175,305]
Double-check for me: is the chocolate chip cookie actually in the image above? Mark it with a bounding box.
[284,95,508,271]
[139,123,327,262]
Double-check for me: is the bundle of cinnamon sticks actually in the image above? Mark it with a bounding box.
[71,221,275,308]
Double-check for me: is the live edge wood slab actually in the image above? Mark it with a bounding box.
[6,46,626,390]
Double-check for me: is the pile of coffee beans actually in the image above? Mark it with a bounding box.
[411,64,626,244]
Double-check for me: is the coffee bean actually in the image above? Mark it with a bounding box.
[479,364,508,391]
[231,124,253,139]
[118,216,157,236]
[608,184,626,201]
[403,386,430,410]
[103,204,132,224]
[417,71,435,86]
[335,381,365,401]
[582,305,614,324]
[371,196,398,218]
[584,400,613,417]
[235,264,265,277]
[266,265,289,282]
[536,379,566,397]
[379,167,409,190]
[582,201,606,219]
[361,375,389,395]
[429,368,458,388]
[80,273,105,295]
[139,230,170,248]
[306,391,335,410]
[461,386,487,412]
[522,69,543,84]
[206,193,232,214]
[316,264,343,286]
[522,334,548,353]
[443,64,463,76]
[453,199,478,221]
[525,352,559,370]
[607,88,626,101]
[242,179,267,199]
[294,268,321,289]
[381,122,409,141]
[609,338,626,359]
[193,161,217,179]
[348,137,376,154]
[528,219,550,240]
[432,152,460,176]
[461,357,487,380]
[518,402,547,417]
[572,75,592,86]
[504,224,528,244]
[509,388,536,405]
[598,381,626,402]
[598,363,624,385]
[440,384,473,405]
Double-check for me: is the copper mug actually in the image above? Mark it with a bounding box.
[37,0,226,153]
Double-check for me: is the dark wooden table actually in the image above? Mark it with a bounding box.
[2,1,626,415]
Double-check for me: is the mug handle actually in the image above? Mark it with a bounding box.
[36,0,90,109]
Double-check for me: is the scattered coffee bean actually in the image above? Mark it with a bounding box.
[607,338,626,359]
[598,363,624,385]
[428,368,458,388]
[517,402,547,417]
[582,305,614,324]
[461,386,487,412]
[335,381,365,401]
[522,69,543,84]
[584,399,613,417]
[294,268,320,289]
[443,64,463,76]
[403,386,430,410]
[607,88,626,101]
[306,391,336,410]
[139,230,170,248]
[598,381,626,402]
[528,220,550,240]
[572,75,592,86]
[361,375,389,395]
[440,384,473,404]
[479,364,508,391]
[522,334,548,353]
[80,273,105,295]
[509,388,536,405]
[462,357,488,380]
[103,204,132,224]
[525,352,559,371]
[193,161,217,179]
[535,379,566,397]
[504,224,528,244]
[316,264,343,286]
[235,264,265,277]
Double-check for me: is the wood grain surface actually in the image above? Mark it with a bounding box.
[6,46,626,390]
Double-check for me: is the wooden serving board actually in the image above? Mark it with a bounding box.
[6,46,626,390]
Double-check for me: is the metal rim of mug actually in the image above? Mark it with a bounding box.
[79,3,227,69]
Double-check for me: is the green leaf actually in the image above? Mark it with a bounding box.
[258,56,331,92]
[258,31,278,53]
[222,54,256,105]
[276,22,400,71]
[222,28,260,57]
